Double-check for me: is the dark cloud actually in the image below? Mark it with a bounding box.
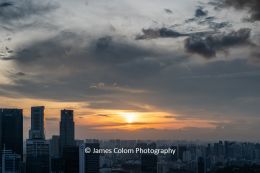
[96,36,112,50]
[186,10,232,31]
[96,114,111,117]
[197,17,232,30]
[195,7,208,17]
[0,2,13,7]
[164,115,175,119]
[0,0,58,22]
[185,7,208,24]
[1,57,17,61]
[15,72,26,77]
[205,16,215,21]
[208,22,231,30]
[0,31,177,103]
[185,18,197,23]
[136,28,188,40]
[185,28,252,58]
[5,47,14,53]
[136,27,218,41]
[164,8,173,14]
[212,0,260,21]
[94,36,165,65]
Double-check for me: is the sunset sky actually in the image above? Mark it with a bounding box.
[0,0,260,141]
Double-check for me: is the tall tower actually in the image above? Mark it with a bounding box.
[0,108,23,173]
[84,143,100,173]
[26,106,49,173]
[79,141,100,173]
[60,109,75,154]
[0,108,23,157]
[29,106,45,139]
[140,143,158,173]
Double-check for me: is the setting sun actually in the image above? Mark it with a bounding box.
[120,112,138,124]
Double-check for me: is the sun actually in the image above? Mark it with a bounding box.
[121,112,138,124]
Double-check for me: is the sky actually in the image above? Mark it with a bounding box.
[0,0,260,141]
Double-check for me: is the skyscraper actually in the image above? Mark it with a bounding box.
[0,108,23,157]
[63,146,79,173]
[1,148,22,173]
[26,106,50,173]
[26,139,50,173]
[79,142,100,173]
[0,108,23,173]
[60,109,75,154]
[29,106,45,139]
[140,143,158,173]
[50,135,60,159]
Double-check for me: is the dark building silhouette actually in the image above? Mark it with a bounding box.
[29,106,45,139]
[81,142,100,173]
[26,106,50,173]
[0,108,23,157]
[141,154,157,173]
[170,145,178,161]
[197,157,205,173]
[140,143,157,173]
[112,170,130,173]
[50,135,60,158]
[51,157,63,173]
[63,146,79,173]
[26,139,50,173]
[60,109,75,155]
[206,144,212,172]
[1,148,22,172]
[213,141,224,157]
[178,145,187,161]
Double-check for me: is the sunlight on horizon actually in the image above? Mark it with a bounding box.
[120,112,138,124]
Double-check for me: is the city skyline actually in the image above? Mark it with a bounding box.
[1,105,260,142]
[1,107,260,173]
[0,0,260,141]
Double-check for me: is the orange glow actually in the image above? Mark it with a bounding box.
[120,112,138,124]
[0,96,223,135]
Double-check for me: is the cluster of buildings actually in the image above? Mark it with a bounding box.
[95,140,260,173]
[0,107,99,173]
[1,107,260,173]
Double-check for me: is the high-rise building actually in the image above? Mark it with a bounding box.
[141,154,157,173]
[80,142,100,173]
[0,148,22,173]
[178,145,187,161]
[51,157,63,173]
[63,146,79,173]
[26,106,50,173]
[29,106,45,139]
[197,157,205,173]
[60,109,75,154]
[140,143,157,173]
[0,108,23,158]
[26,139,50,173]
[50,135,60,158]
